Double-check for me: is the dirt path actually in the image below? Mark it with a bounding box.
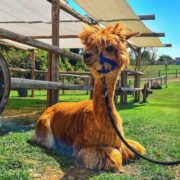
[167,77,180,82]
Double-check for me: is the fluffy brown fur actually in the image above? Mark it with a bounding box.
[32,23,146,171]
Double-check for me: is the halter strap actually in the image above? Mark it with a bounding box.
[100,53,118,74]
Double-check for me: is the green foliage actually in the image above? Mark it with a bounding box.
[158,54,173,62]
[35,49,48,70]
[0,45,87,72]
[141,50,151,64]
[0,45,30,68]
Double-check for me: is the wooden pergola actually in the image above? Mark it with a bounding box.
[0,0,172,106]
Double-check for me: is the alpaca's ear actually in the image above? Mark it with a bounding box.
[125,32,140,40]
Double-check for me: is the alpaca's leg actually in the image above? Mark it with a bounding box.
[31,117,55,149]
[120,139,146,162]
[76,147,123,171]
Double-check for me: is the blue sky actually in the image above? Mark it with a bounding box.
[68,0,180,59]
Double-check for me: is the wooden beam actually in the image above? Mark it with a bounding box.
[47,0,92,25]
[0,14,155,24]
[136,48,141,71]
[29,35,78,39]
[0,28,82,61]
[47,0,60,106]
[139,15,155,20]
[31,50,36,97]
[139,33,165,37]
[127,42,138,51]
[11,78,93,90]
[9,67,91,75]
[28,32,165,39]
[163,44,172,47]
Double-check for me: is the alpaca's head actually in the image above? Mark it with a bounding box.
[79,23,139,79]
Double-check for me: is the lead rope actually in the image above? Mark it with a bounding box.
[102,76,180,165]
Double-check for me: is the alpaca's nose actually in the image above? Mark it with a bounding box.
[83,51,93,64]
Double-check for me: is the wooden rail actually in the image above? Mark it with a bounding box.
[11,78,93,91]
[0,28,83,61]
[142,76,167,88]
[9,67,90,75]
[158,69,180,78]
[9,67,91,95]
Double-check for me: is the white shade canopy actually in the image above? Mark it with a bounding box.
[0,0,85,49]
[0,0,166,50]
[74,0,163,47]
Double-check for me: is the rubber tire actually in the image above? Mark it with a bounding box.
[0,54,10,115]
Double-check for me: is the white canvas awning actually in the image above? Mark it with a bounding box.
[0,0,85,49]
[74,0,164,47]
[0,0,167,50]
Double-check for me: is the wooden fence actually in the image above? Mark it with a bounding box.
[158,69,180,78]
[9,67,91,95]
[142,76,167,88]
[9,67,155,104]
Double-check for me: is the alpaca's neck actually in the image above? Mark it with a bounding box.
[93,71,119,127]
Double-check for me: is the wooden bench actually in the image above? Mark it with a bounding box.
[114,69,153,104]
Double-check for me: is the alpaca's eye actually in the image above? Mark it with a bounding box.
[106,46,114,52]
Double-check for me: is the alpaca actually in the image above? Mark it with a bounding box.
[32,23,146,171]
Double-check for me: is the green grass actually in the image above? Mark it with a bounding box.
[129,65,180,78]
[0,81,180,179]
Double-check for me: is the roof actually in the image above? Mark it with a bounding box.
[0,0,167,50]
[0,0,83,49]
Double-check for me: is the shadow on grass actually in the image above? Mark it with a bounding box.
[29,140,139,179]
[0,120,34,136]
[28,140,103,179]
[116,101,146,111]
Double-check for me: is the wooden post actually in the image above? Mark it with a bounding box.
[165,76,167,88]
[176,69,178,78]
[134,48,141,102]
[136,48,141,71]
[47,0,60,106]
[160,77,163,85]
[134,74,140,102]
[85,77,89,95]
[89,75,94,99]
[31,50,35,97]
[120,70,128,103]
[158,70,161,77]
[62,75,65,95]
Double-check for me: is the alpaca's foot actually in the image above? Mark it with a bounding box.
[31,118,55,149]
[76,147,123,171]
[121,139,146,162]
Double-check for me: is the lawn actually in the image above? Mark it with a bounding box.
[129,65,180,78]
[0,81,180,179]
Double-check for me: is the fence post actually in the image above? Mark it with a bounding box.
[86,77,89,95]
[89,75,94,99]
[47,0,60,106]
[134,74,140,102]
[165,76,167,88]
[62,75,65,95]
[31,49,35,97]
[160,77,162,85]
[158,70,161,77]
[120,70,128,103]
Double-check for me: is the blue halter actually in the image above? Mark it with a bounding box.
[100,53,118,74]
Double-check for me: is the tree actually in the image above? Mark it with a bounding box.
[158,55,172,62]
[129,47,158,71]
